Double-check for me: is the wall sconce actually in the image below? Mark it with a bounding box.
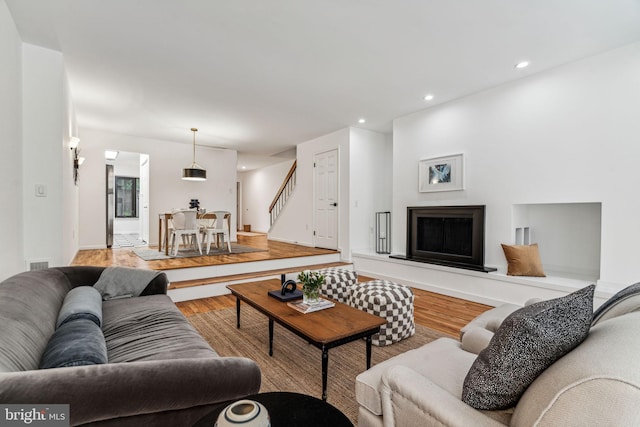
[73,148,84,185]
[69,136,83,185]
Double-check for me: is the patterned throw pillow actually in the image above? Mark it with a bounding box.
[461,285,595,410]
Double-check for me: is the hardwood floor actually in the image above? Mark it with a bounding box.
[71,233,338,270]
[176,276,491,338]
[72,233,491,337]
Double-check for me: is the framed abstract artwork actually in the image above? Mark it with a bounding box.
[418,153,464,192]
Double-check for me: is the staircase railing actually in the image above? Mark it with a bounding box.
[269,161,297,226]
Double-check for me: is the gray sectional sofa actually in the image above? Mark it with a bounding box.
[0,266,261,426]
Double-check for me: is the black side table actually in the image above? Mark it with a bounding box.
[193,392,353,427]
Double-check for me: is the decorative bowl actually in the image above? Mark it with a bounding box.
[215,400,270,427]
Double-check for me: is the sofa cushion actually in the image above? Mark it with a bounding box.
[40,318,108,368]
[102,294,217,362]
[462,285,594,410]
[501,243,546,277]
[56,286,103,328]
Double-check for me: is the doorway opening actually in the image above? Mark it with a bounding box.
[106,151,150,248]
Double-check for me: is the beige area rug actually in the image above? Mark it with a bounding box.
[188,306,447,424]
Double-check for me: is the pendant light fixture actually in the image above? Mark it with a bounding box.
[182,127,207,181]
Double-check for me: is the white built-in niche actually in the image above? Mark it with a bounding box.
[512,203,601,281]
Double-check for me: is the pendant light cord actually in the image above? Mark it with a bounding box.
[191,127,198,165]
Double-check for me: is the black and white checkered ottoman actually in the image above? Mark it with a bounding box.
[314,267,358,304]
[349,280,415,346]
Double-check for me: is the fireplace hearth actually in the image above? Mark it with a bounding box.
[391,205,496,273]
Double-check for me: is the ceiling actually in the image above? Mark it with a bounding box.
[6,0,640,170]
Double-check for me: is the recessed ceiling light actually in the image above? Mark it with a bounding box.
[515,61,530,69]
[241,166,246,170]
[104,150,119,160]
[424,94,434,101]
[358,118,366,124]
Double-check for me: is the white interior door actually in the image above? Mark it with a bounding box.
[314,149,338,250]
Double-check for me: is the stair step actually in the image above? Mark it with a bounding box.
[169,261,353,290]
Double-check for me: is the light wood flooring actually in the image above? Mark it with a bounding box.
[72,234,491,337]
[176,276,491,338]
[71,233,337,271]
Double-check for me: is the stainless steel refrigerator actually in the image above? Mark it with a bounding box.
[106,164,114,248]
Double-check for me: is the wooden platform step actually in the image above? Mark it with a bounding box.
[169,261,353,290]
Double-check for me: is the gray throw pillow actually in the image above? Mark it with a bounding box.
[56,286,103,328]
[461,284,595,410]
[40,318,108,369]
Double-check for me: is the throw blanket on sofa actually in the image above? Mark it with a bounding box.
[94,267,162,300]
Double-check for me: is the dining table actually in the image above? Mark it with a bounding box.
[158,211,217,256]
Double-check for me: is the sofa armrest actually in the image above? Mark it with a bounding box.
[0,357,260,425]
[460,327,494,354]
[381,365,505,427]
[139,272,169,295]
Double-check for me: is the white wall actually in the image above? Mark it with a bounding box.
[388,41,640,296]
[22,43,76,269]
[0,0,23,279]
[267,127,390,260]
[240,159,295,233]
[269,128,351,258]
[78,128,238,249]
[349,128,393,252]
[61,68,80,265]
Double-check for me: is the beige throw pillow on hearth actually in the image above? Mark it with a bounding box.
[501,243,546,277]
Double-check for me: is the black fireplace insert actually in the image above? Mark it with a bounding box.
[393,205,496,272]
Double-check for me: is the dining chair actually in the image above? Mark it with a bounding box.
[169,209,202,256]
[201,211,232,254]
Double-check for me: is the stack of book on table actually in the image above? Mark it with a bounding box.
[287,298,335,314]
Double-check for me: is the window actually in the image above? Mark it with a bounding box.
[115,176,139,218]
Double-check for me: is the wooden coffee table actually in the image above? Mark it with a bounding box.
[227,280,386,401]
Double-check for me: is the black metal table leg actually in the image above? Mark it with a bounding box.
[236,298,241,328]
[269,319,274,356]
[321,345,329,401]
[366,335,373,369]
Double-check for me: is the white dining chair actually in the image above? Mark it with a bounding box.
[201,211,232,254]
[169,209,202,256]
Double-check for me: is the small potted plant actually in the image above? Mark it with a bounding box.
[297,270,325,305]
